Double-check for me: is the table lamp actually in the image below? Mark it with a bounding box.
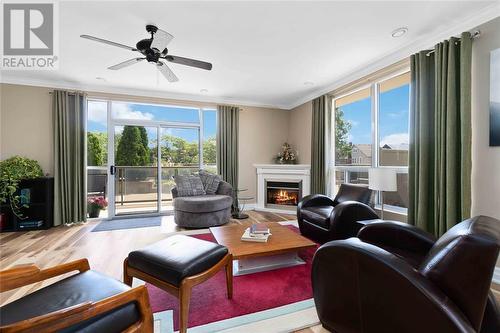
[368,168,397,219]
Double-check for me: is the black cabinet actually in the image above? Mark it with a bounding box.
[0,177,54,232]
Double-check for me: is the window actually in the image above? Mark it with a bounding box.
[333,71,410,212]
[86,100,109,218]
[334,87,371,166]
[379,72,410,167]
[202,110,217,173]
[87,100,108,166]
[111,102,200,123]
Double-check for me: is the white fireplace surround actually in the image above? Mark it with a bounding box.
[254,164,311,213]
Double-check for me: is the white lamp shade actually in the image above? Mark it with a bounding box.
[368,168,397,191]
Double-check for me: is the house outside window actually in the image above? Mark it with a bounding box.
[332,70,410,213]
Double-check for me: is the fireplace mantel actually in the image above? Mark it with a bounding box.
[254,164,311,213]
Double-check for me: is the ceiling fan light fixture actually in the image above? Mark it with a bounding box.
[391,27,408,38]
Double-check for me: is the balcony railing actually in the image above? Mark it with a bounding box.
[87,165,216,215]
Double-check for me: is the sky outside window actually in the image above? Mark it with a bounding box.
[87,101,217,143]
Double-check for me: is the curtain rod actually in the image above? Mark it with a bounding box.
[425,30,480,56]
[48,90,84,95]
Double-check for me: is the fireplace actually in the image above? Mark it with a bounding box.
[265,180,302,210]
[255,164,310,213]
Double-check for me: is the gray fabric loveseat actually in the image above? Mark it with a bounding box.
[172,180,233,228]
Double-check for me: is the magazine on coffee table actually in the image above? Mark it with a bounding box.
[249,223,270,235]
[241,228,272,242]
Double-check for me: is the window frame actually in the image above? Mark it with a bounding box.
[331,68,410,214]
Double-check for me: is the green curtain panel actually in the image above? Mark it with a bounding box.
[217,105,239,211]
[311,95,331,195]
[53,90,87,226]
[409,32,472,236]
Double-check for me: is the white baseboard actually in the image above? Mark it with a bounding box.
[493,267,500,285]
[253,206,297,215]
[241,203,296,215]
[241,203,256,211]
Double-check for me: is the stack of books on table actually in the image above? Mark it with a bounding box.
[241,224,272,243]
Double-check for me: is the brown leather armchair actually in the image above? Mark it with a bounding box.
[311,215,500,333]
[0,259,153,332]
[297,184,378,243]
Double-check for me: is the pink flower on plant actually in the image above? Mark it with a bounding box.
[87,196,108,209]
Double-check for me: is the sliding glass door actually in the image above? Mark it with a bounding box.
[110,124,202,216]
[86,99,216,219]
[113,125,159,215]
[160,127,200,211]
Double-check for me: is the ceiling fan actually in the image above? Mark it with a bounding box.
[80,25,212,82]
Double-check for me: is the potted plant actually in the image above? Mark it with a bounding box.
[87,196,108,218]
[275,142,297,164]
[0,156,44,224]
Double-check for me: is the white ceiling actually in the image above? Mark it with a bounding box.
[1,1,499,109]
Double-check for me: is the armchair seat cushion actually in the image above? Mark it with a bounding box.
[127,235,229,287]
[301,206,333,229]
[173,194,232,213]
[0,270,139,333]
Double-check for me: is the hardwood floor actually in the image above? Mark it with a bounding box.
[0,210,296,306]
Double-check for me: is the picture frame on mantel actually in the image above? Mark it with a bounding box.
[490,48,500,146]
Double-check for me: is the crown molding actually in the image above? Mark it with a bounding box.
[287,2,500,110]
[0,75,290,110]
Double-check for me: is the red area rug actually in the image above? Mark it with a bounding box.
[146,225,318,330]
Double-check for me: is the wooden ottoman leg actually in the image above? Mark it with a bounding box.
[123,258,133,287]
[179,281,192,333]
[225,254,233,299]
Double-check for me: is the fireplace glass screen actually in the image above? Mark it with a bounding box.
[265,181,302,207]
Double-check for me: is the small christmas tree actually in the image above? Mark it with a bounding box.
[276,142,297,164]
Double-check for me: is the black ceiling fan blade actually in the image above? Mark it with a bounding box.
[80,35,137,52]
[108,58,145,70]
[164,55,212,71]
[157,62,179,82]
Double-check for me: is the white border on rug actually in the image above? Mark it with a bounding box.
[153,299,317,333]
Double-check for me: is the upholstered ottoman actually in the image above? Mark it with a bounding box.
[123,235,233,333]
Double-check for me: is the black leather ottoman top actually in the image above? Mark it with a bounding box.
[127,234,228,287]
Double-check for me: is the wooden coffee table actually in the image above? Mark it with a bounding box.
[210,222,316,276]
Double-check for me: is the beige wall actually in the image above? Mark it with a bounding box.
[0,84,54,174]
[471,16,500,221]
[469,17,500,266]
[239,106,290,201]
[0,83,286,203]
[287,101,312,164]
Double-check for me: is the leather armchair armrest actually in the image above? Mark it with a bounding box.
[0,259,90,293]
[297,194,335,211]
[0,285,153,333]
[312,239,475,333]
[328,201,379,239]
[357,221,436,256]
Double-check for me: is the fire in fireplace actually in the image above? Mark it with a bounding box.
[265,180,302,209]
